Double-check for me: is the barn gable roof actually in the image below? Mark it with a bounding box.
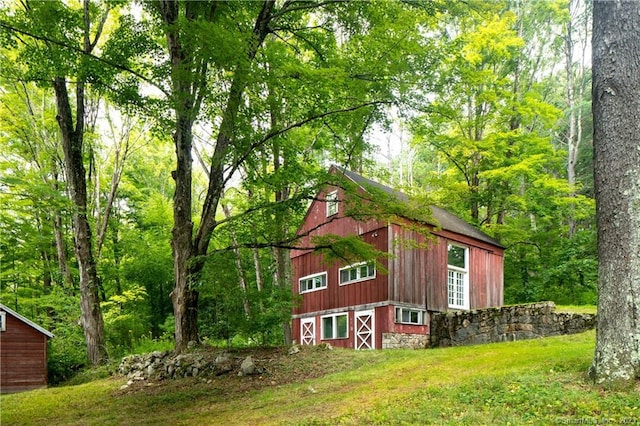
[0,303,54,338]
[334,166,504,249]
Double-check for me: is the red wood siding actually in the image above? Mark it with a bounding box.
[388,223,504,313]
[292,305,429,349]
[469,249,504,308]
[1,312,49,393]
[292,193,504,315]
[291,186,386,260]
[292,226,389,315]
[388,224,429,306]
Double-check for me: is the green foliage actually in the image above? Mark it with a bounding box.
[101,286,151,356]
[131,332,175,355]
[406,1,597,306]
[197,248,294,347]
[28,288,88,385]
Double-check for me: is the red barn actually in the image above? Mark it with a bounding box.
[0,303,53,393]
[291,167,504,349]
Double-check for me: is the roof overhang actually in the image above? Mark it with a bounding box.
[0,303,54,338]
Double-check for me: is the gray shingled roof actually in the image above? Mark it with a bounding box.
[337,167,504,248]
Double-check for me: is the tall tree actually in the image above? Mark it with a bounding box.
[590,0,640,385]
[0,0,134,364]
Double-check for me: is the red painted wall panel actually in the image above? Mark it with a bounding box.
[0,313,49,393]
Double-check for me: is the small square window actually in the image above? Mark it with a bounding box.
[395,307,425,325]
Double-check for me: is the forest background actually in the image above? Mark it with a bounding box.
[0,0,594,383]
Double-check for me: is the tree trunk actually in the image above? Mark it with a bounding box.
[159,0,208,353]
[53,211,75,289]
[591,0,640,385]
[170,111,200,352]
[53,77,107,365]
[160,0,276,353]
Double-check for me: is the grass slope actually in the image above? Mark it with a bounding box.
[1,331,638,425]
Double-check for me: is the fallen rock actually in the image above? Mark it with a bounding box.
[288,345,300,355]
[239,356,256,376]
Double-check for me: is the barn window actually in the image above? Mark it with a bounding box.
[448,244,469,310]
[321,313,348,339]
[299,272,327,294]
[339,262,375,285]
[326,190,338,217]
[395,307,426,325]
[0,311,5,332]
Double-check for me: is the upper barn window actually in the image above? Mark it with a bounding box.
[326,190,338,217]
[339,262,376,285]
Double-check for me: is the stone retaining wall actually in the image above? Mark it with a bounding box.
[429,302,596,348]
[382,332,430,349]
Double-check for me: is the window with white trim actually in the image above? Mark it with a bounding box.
[0,311,5,332]
[321,313,348,339]
[447,244,469,309]
[395,307,426,325]
[299,272,327,294]
[339,262,375,285]
[326,190,338,217]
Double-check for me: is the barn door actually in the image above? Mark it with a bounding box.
[300,318,316,346]
[355,310,375,350]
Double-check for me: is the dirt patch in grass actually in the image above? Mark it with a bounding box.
[113,344,369,399]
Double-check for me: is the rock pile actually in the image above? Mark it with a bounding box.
[118,348,278,389]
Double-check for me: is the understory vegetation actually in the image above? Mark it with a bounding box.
[2,331,638,425]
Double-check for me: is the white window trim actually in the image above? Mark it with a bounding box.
[299,272,327,294]
[339,261,376,286]
[395,307,426,325]
[326,190,338,217]
[0,311,5,332]
[447,243,469,310]
[321,312,349,340]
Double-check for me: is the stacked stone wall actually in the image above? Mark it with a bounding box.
[429,302,596,348]
[382,332,430,349]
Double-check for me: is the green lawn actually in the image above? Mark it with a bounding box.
[555,304,597,315]
[2,330,638,425]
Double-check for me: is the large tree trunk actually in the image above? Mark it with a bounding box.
[170,112,200,352]
[53,210,75,289]
[53,77,107,365]
[591,0,640,385]
[159,0,276,353]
